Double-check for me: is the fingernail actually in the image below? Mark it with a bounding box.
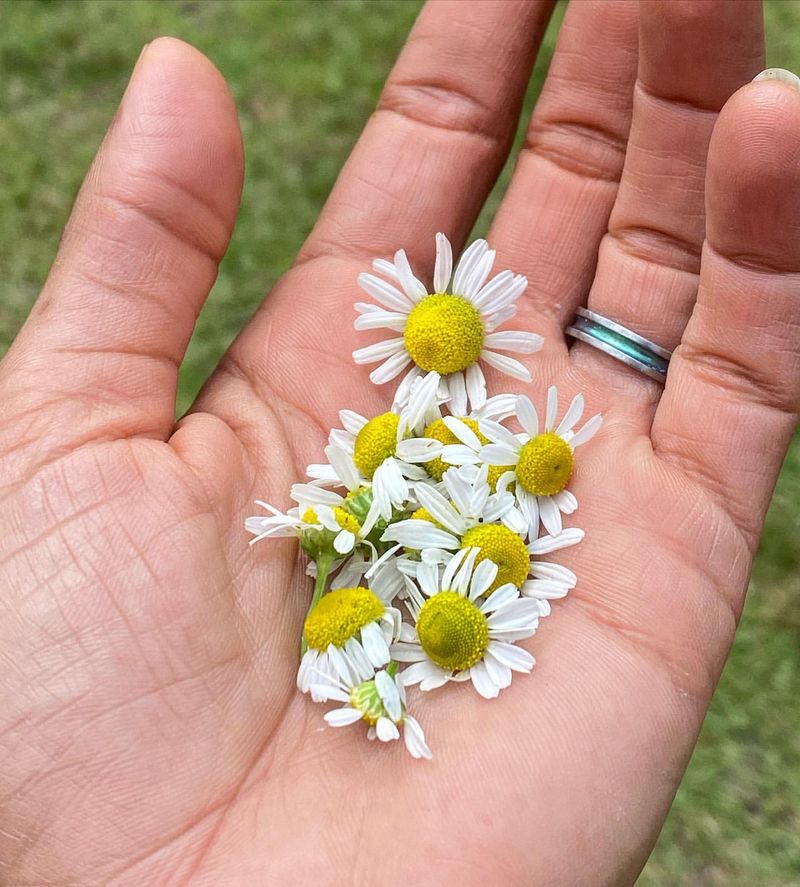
[752,68,800,90]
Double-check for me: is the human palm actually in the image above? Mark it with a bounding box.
[2,1,799,884]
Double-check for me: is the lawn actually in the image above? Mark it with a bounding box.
[1,1,798,882]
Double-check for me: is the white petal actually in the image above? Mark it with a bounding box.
[521,579,570,599]
[452,239,488,295]
[308,684,351,703]
[403,715,433,760]
[471,269,515,310]
[515,395,539,437]
[324,707,364,727]
[483,331,544,354]
[392,365,423,410]
[441,444,481,465]
[354,310,408,332]
[446,371,468,417]
[324,444,361,491]
[334,530,355,554]
[463,248,495,298]
[394,248,427,302]
[376,716,400,742]
[483,650,513,689]
[545,386,558,431]
[469,661,500,699]
[358,272,414,311]
[530,562,577,586]
[370,351,412,385]
[570,413,603,447]
[469,559,499,600]
[465,362,487,411]
[529,527,584,554]
[538,495,563,536]
[479,273,527,316]
[488,640,534,673]
[382,520,460,550]
[480,350,532,382]
[291,483,343,506]
[353,337,405,365]
[554,489,578,513]
[480,444,520,466]
[480,583,520,613]
[487,598,541,631]
[443,416,482,450]
[402,659,447,687]
[396,437,442,463]
[375,670,403,722]
[475,393,518,422]
[433,232,453,293]
[556,393,585,435]
[479,418,522,452]
[414,484,466,535]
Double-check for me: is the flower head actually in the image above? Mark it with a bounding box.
[443,387,602,537]
[393,548,539,699]
[310,656,432,759]
[353,233,543,413]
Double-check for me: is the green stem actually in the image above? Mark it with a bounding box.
[300,554,334,658]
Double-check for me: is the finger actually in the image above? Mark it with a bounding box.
[488,0,638,343]
[0,39,243,469]
[296,0,554,271]
[572,0,763,401]
[652,74,800,548]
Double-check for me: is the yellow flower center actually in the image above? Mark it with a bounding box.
[303,587,384,651]
[461,524,529,594]
[416,591,489,672]
[516,432,574,496]
[404,294,484,374]
[353,412,399,479]
[301,507,318,524]
[334,506,361,535]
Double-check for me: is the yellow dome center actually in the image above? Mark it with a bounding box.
[516,432,574,496]
[303,587,384,651]
[353,412,399,479]
[416,591,489,672]
[301,507,318,524]
[404,294,484,374]
[461,523,529,594]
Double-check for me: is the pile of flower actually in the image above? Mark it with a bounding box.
[246,234,602,759]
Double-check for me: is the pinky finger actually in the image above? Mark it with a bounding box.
[652,72,800,548]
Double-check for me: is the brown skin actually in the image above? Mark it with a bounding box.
[1,1,797,884]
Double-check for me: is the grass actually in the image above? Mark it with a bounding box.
[1,1,798,882]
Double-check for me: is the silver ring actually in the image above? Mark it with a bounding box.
[566,307,672,384]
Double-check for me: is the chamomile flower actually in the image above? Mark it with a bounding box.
[353,233,543,412]
[309,655,431,759]
[442,387,602,537]
[393,548,539,699]
[307,375,445,522]
[382,463,526,554]
[297,583,401,700]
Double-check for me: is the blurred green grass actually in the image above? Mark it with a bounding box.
[1,1,798,882]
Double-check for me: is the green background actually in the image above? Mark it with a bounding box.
[1,1,798,882]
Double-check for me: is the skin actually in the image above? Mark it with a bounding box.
[0,1,797,884]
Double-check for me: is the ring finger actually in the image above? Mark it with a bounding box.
[571,0,764,408]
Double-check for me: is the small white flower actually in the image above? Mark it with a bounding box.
[443,386,602,537]
[353,233,543,413]
[393,548,539,699]
[298,581,401,701]
[310,654,432,760]
[306,374,445,522]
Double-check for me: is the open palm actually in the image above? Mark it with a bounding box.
[2,2,798,884]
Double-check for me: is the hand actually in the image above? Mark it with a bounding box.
[1,1,795,884]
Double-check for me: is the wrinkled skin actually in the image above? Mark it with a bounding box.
[1,2,798,885]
